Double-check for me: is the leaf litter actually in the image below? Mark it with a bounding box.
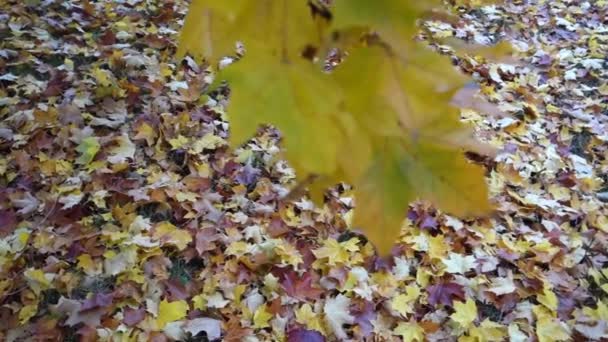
[0,0,608,341]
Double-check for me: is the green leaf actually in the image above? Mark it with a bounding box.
[76,137,100,166]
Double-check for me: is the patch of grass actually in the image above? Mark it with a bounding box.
[170,259,193,285]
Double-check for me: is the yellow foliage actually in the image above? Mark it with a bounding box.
[295,303,325,333]
[156,299,189,329]
[393,321,425,342]
[253,304,273,329]
[176,0,494,255]
[313,238,360,266]
[451,298,478,329]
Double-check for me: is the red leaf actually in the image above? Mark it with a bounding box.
[266,215,289,238]
[99,30,116,45]
[276,268,323,301]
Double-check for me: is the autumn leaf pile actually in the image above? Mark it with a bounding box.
[1,0,608,341]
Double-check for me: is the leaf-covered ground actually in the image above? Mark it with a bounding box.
[1,0,608,341]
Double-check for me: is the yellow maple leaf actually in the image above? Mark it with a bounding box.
[535,309,570,342]
[295,303,325,333]
[313,238,360,266]
[192,294,207,311]
[175,191,198,203]
[77,254,101,276]
[133,122,157,146]
[274,239,304,267]
[393,321,425,342]
[537,285,558,313]
[177,0,493,257]
[391,285,421,316]
[428,234,449,260]
[191,133,226,153]
[153,222,192,251]
[451,299,478,329]
[467,319,506,342]
[253,304,273,329]
[157,299,189,329]
[19,303,39,324]
[107,133,136,164]
[168,135,190,150]
[583,300,608,321]
[24,268,54,295]
[92,67,113,87]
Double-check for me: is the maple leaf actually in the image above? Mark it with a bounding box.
[153,222,192,251]
[535,309,571,342]
[184,317,222,340]
[467,319,507,342]
[391,285,421,316]
[107,133,136,164]
[157,299,189,329]
[537,285,559,312]
[332,47,491,255]
[279,268,323,301]
[177,0,321,62]
[24,268,54,295]
[123,307,146,326]
[51,297,106,327]
[80,292,113,312]
[0,209,18,236]
[427,281,465,307]
[11,192,40,215]
[487,277,517,296]
[177,1,493,255]
[224,316,253,342]
[393,321,425,342]
[451,298,478,329]
[253,303,273,329]
[287,328,325,342]
[75,136,100,166]
[313,237,360,266]
[324,294,355,339]
[508,324,528,342]
[222,50,343,178]
[442,252,477,274]
[352,301,376,338]
[295,303,325,334]
[331,0,440,54]
[19,303,38,324]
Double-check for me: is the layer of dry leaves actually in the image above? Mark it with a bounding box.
[1,0,608,341]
